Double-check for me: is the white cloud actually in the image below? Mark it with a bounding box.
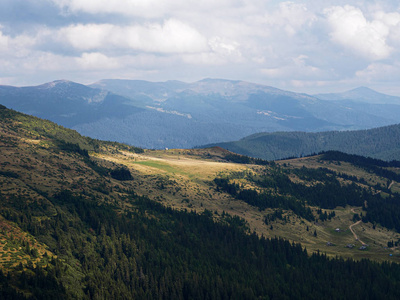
[59,19,209,54]
[59,23,114,50]
[182,53,226,66]
[76,52,120,70]
[264,2,316,36]
[324,5,393,60]
[2,1,400,95]
[373,11,400,47]
[0,29,9,50]
[124,19,209,53]
[209,36,241,58]
[22,53,78,72]
[374,11,400,27]
[261,54,323,80]
[355,62,400,81]
[0,26,37,60]
[0,51,74,77]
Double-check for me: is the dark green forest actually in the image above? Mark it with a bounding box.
[206,123,400,161]
[2,189,400,299]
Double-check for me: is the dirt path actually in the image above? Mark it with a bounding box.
[349,208,366,245]
[349,220,366,245]
[388,180,395,190]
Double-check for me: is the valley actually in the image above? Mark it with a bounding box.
[4,0,400,297]
[94,148,400,262]
[2,105,400,298]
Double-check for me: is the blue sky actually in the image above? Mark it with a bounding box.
[1,0,400,95]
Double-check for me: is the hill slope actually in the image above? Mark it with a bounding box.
[2,105,400,298]
[204,123,400,161]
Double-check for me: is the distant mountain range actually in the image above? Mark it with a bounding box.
[203,123,400,161]
[315,87,400,104]
[1,78,400,149]
[0,80,144,127]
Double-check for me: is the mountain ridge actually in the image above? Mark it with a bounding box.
[315,86,400,104]
[204,123,400,161]
[2,78,400,149]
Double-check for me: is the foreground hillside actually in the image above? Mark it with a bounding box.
[2,105,400,298]
[205,123,400,161]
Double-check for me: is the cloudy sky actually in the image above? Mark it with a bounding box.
[1,0,400,95]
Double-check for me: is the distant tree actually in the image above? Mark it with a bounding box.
[352,214,360,222]
[110,167,133,181]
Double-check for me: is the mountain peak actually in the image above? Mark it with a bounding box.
[197,78,242,84]
[347,86,381,96]
[315,86,400,104]
[37,79,77,90]
[350,86,373,92]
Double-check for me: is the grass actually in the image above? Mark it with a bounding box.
[132,160,185,175]
[261,205,400,262]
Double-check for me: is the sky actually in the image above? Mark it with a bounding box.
[1,0,400,95]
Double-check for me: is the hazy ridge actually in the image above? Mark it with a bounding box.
[2,79,400,149]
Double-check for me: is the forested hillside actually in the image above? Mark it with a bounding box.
[214,151,400,232]
[205,123,400,161]
[2,105,400,299]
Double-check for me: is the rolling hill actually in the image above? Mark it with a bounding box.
[2,79,400,149]
[2,105,400,298]
[204,123,400,161]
